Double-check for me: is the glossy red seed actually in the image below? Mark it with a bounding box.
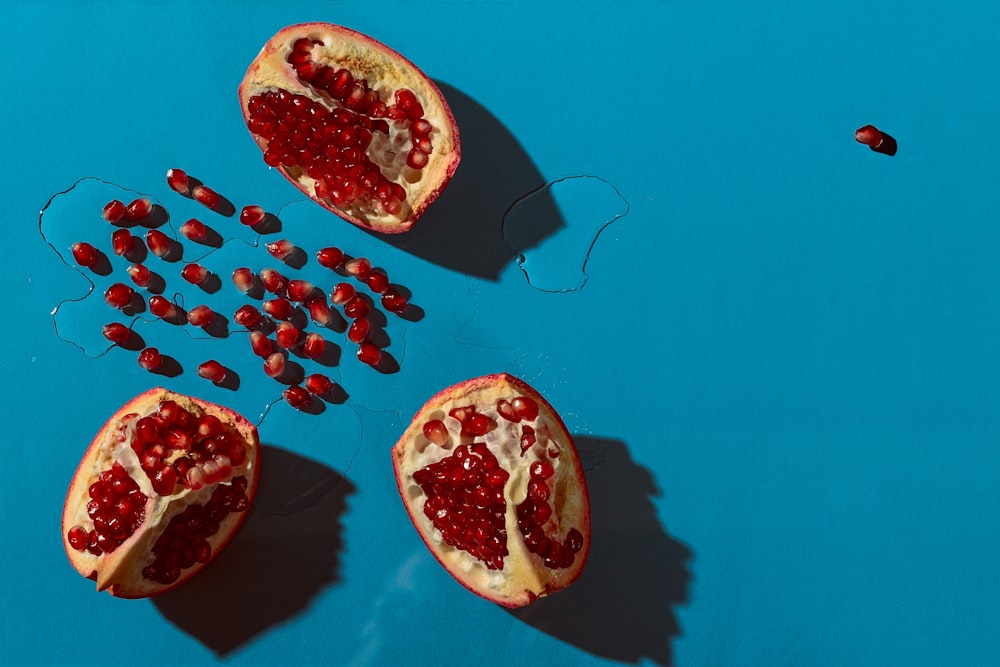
[343,295,369,319]
[529,460,555,480]
[137,347,162,371]
[102,322,131,345]
[126,263,152,288]
[406,148,429,170]
[111,229,133,256]
[148,295,177,319]
[71,242,98,267]
[304,373,333,395]
[239,205,265,226]
[263,352,285,378]
[231,267,255,292]
[192,185,220,210]
[180,218,207,241]
[302,332,325,359]
[67,525,89,551]
[102,199,127,223]
[512,396,539,421]
[286,279,314,302]
[186,305,214,327]
[854,124,883,148]
[347,317,370,343]
[463,413,492,436]
[330,282,355,305]
[344,257,371,280]
[274,322,299,349]
[145,229,171,257]
[262,297,293,320]
[166,168,189,194]
[234,304,263,328]
[249,331,273,357]
[365,269,390,294]
[357,341,382,366]
[422,419,450,446]
[316,246,344,269]
[197,360,227,383]
[306,297,333,326]
[181,263,209,284]
[283,385,311,409]
[125,197,153,221]
[259,268,287,295]
[266,239,294,260]
[496,399,518,422]
[380,288,408,314]
[104,283,134,308]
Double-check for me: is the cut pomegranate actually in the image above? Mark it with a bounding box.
[392,373,590,608]
[238,22,461,233]
[62,388,260,597]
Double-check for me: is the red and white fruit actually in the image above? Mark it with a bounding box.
[238,22,461,234]
[392,373,590,608]
[62,388,261,597]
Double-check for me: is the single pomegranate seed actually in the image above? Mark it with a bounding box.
[145,229,171,257]
[234,304,263,328]
[249,331,273,357]
[366,269,390,294]
[306,297,333,326]
[266,239,295,260]
[71,242,98,267]
[110,229,133,256]
[231,267,255,292]
[125,197,153,221]
[259,268,287,294]
[104,283,134,309]
[347,317,370,343]
[462,413,492,436]
[381,288,408,314]
[357,341,382,366]
[102,322,131,345]
[148,295,178,319]
[274,321,299,349]
[187,304,214,327]
[262,297,293,320]
[496,400,518,422]
[192,185,220,210]
[854,124,884,148]
[305,373,333,395]
[239,205,265,226]
[343,295,370,319]
[197,360,227,383]
[127,263,152,287]
[283,385,311,409]
[411,118,433,136]
[137,347,162,371]
[345,257,372,280]
[181,263,209,285]
[263,352,285,378]
[406,148,429,170]
[180,218,208,241]
[317,246,344,269]
[512,396,539,421]
[331,282,355,305]
[166,168,190,195]
[302,332,325,358]
[67,525,89,551]
[286,279,315,303]
[422,419,450,446]
[102,199,127,223]
[529,460,555,480]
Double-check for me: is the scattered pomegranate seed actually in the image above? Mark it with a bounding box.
[149,295,178,319]
[302,332,325,358]
[125,197,153,221]
[263,352,286,378]
[145,229,171,257]
[381,288,408,314]
[102,322,131,345]
[343,295,370,319]
[422,419,450,446]
[305,373,333,395]
[275,321,300,349]
[181,263,209,285]
[259,268,287,295]
[102,199,127,223]
[347,317,370,343]
[331,282,355,304]
[306,297,333,326]
[366,269,390,294]
[234,304,263,328]
[127,263,152,288]
[71,242,99,267]
[192,185,221,210]
[109,229,131,257]
[262,297,293,320]
[166,168,190,195]
[180,218,208,241]
[345,257,372,280]
[197,360,227,383]
[283,385,312,409]
[357,341,382,366]
[187,304,214,327]
[249,331,273,357]
[317,246,344,269]
[239,205,265,226]
[104,283,134,309]
[137,347,162,371]
[854,124,883,148]
[231,267,255,292]
[286,279,315,302]
[266,239,295,260]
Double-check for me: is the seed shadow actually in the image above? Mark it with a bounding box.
[153,445,355,657]
[367,83,563,280]
[509,437,693,666]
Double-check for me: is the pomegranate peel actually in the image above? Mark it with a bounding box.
[238,22,461,234]
[392,373,590,608]
[62,388,261,598]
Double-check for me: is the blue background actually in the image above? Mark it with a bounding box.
[4,2,1000,665]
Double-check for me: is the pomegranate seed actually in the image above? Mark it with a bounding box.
[127,263,152,287]
[231,267,255,292]
[104,283,134,309]
[411,118,433,136]
[366,269,390,294]
[186,304,214,327]
[137,347,162,371]
[102,322,131,345]
[529,459,555,480]
[262,297,293,320]
[381,288,408,314]
[145,229,171,257]
[306,297,333,326]
[125,197,153,221]
[263,352,285,378]
[422,419,450,446]
[406,148,429,170]
[302,332,325,358]
[110,229,133,256]
[71,242,98,267]
[345,257,372,280]
[512,396,539,421]
[192,185,220,210]
[331,282,355,305]
[197,360,227,383]
[357,341,382,366]
[343,295,369,319]
[148,295,178,319]
[67,525,89,551]
[347,317,370,343]
[259,268,287,295]
[497,400,519,422]
[181,263,209,284]
[854,124,883,148]
[275,321,299,349]
[317,246,344,269]
[102,199,127,223]
[180,218,208,241]
[305,373,333,395]
[234,304,263,328]
[249,331,273,357]
[239,205,265,226]
[286,279,314,302]
[462,413,492,436]
[266,239,295,260]
[166,168,190,195]
[283,385,311,410]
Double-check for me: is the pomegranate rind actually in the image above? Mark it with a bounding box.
[392,373,591,608]
[61,388,261,598]
[238,22,461,234]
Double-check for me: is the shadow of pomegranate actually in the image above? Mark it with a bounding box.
[368,83,563,281]
[153,445,355,656]
[509,437,693,666]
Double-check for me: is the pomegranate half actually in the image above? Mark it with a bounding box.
[392,373,590,607]
[62,388,261,598]
[238,22,461,234]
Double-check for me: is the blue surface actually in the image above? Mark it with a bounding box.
[5,2,1000,665]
